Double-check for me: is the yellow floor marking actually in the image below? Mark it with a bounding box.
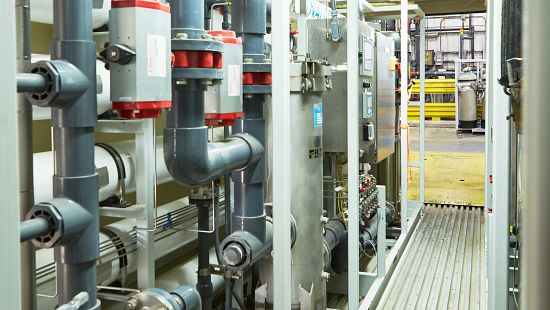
[408,151,485,206]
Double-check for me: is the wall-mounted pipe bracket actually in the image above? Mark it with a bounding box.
[25,197,93,248]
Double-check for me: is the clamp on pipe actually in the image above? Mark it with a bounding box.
[25,197,94,248]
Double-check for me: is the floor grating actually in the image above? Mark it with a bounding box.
[378,204,486,310]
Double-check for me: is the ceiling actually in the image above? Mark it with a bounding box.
[337,0,487,16]
[411,0,487,15]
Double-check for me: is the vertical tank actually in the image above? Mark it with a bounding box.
[457,70,478,129]
[288,60,331,309]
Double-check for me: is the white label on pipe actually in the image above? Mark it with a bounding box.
[147,34,166,77]
[227,65,241,97]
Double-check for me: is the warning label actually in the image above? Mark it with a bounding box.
[147,34,166,77]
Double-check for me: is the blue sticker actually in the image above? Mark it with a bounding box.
[314,103,323,127]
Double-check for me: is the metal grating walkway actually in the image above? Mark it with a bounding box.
[379,204,486,310]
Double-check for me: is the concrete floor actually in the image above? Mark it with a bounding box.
[407,122,485,206]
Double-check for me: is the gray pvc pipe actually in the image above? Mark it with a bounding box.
[232,0,267,59]
[164,4,264,187]
[221,0,270,271]
[20,217,50,243]
[17,73,47,93]
[323,219,347,253]
[50,0,99,308]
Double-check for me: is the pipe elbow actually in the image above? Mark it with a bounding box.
[164,128,264,186]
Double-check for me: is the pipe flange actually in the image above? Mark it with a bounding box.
[243,63,272,73]
[172,68,224,81]
[243,85,272,95]
[171,38,223,53]
[25,60,88,107]
[25,203,62,248]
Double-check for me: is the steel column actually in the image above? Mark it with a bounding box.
[16,0,36,308]
[271,0,292,308]
[347,0,360,308]
[523,0,550,309]
[486,0,510,308]
[419,18,425,204]
[0,0,22,307]
[136,119,156,289]
[399,0,409,235]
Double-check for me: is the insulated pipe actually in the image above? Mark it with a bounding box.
[29,0,109,29]
[51,0,99,307]
[33,137,172,203]
[16,0,36,308]
[35,198,226,309]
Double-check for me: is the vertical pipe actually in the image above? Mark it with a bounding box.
[400,0,409,235]
[486,0,510,308]
[224,126,232,235]
[230,0,267,257]
[347,0,360,308]
[196,202,213,309]
[523,0,550,309]
[1,0,22,307]
[469,14,475,59]
[170,0,204,35]
[419,18,425,204]
[15,0,36,309]
[271,0,292,307]
[51,0,99,307]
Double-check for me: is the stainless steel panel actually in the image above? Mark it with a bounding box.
[308,19,377,162]
[375,32,396,162]
[289,92,325,307]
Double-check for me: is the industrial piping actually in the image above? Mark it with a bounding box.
[165,0,264,308]
[164,0,263,187]
[220,0,273,271]
[49,0,99,307]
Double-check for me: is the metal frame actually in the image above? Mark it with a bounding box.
[1,0,22,307]
[485,0,510,308]
[357,1,426,308]
[272,0,292,308]
[346,0,360,308]
[523,1,550,308]
[96,119,157,289]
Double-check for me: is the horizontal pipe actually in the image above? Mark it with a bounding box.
[20,217,50,242]
[29,0,109,29]
[35,197,225,309]
[31,54,111,120]
[164,130,263,186]
[17,73,47,93]
[33,137,172,203]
